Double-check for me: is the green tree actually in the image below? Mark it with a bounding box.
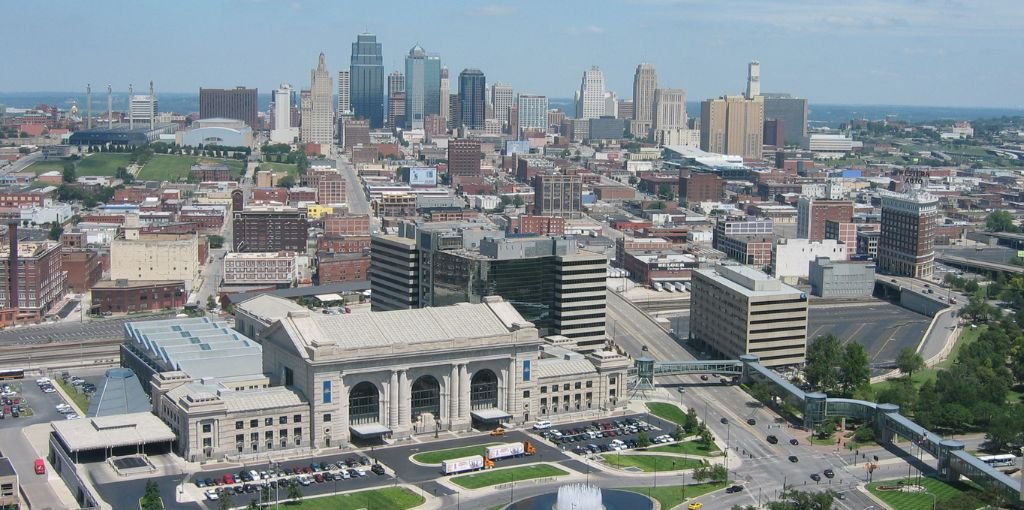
[711,464,728,482]
[986,210,1018,232]
[286,482,302,503]
[218,490,234,510]
[48,223,63,241]
[838,342,871,394]
[853,425,875,444]
[657,183,674,200]
[140,480,161,510]
[672,424,685,441]
[207,295,217,310]
[895,347,925,379]
[208,235,224,249]
[246,499,259,510]
[749,381,772,405]
[278,175,296,189]
[692,463,710,484]
[964,279,979,293]
[62,162,76,183]
[766,489,835,510]
[684,408,699,433]
[512,196,524,207]
[699,429,713,449]
[805,334,842,392]
[637,430,652,448]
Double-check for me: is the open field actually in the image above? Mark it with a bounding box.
[258,162,299,179]
[77,153,133,176]
[646,402,688,424]
[450,464,568,489]
[648,440,720,456]
[603,454,702,472]
[138,155,244,181]
[25,159,67,175]
[867,476,986,510]
[621,482,727,510]
[277,487,423,509]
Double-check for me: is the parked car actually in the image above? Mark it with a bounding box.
[371,464,386,475]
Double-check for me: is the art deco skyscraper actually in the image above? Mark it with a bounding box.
[387,70,406,129]
[301,52,334,148]
[576,66,605,120]
[350,33,385,129]
[746,61,761,99]
[631,63,658,137]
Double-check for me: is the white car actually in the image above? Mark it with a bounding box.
[337,469,350,479]
[205,490,219,501]
[354,468,367,477]
[533,420,552,430]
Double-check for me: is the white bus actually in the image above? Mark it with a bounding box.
[979,454,1017,468]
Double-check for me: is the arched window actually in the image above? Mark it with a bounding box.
[349,382,380,424]
[411,375,440,420]
[470,369,498,410]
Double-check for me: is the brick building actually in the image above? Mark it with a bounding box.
[509,215,566,236]
[533,174,583,219]
[448,139,482,183]
[231,207,308,253]
[190,162,233,182]
[62,250,103,293]
[317,175,346,205]
[91,280,187,314]
[316,252,370,284]
[316,235,371,254]
[797,197,854,241]
[0,240,67,322]
[679,171,724,205]
[323,214,370,237]
[252,187,289,204]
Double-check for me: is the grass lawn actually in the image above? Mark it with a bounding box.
[138,155,244,181]
[450,464,568,489]
[25,159,67,175]
[646,402,688,425]
[259,162,299,178]
[868,476,985,510]
[648,440,720,456]
[56,379,90,413]
[411,443,500,465]
[621,482,726,510]
[808,434,837,446]
[280,487,423,509]
[872,325,986,395]
[603,454,703,472]
[77,153,133,176]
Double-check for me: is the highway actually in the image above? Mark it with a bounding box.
[0,150,42,175]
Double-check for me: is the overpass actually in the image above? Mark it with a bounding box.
[937,253,1024,275]
[629,354,1021,501]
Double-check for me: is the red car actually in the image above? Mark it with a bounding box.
[222,474,235,485]
[313,473,324,483]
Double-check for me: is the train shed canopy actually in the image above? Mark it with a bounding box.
[51,413,175,453]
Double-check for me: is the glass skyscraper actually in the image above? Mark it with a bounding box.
[458,69,486,130]
[404,45,441,131]
[350,33,385,129]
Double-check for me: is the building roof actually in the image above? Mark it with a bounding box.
[533,358,598,379]
[0,457,15,477]
[227,281,370,305]
[222,386,307,413]
[696,265,803,298]
[51,412,176,452]
[235,294,307,325]
[124,317,263,380]
[86,368,151,418]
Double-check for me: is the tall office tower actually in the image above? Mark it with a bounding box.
[350,33,385,129]
[448,139,482,182]
[603,91,618,118]
[877,189,938,279]
[518,94,548,133]
[373,226,608,349]
[617,100,633,120]
[129,92,158,127]
[796,197,854,241]
[458,69,486,129]
[300,53,334,148]
[576,66,605,120]
[337,70,351,114]
[491,83,514,131]
[534,174,583,219]
[763,93,809,147]
[746,61,761,99]
[270,84,296,143]
[387,70,406,129]
[700,95,764,159]
[652,88,687,131]
[369,234,419,311]
[439,66,450,127]
[631,63,658,136]
[691,265,808,368]
[404,46,441,130]
[199,87,258,129]
[448,93,460,130]
[508,106,519,140]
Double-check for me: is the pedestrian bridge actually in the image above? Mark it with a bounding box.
[629,353,1021,501]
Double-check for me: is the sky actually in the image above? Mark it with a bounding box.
[4,0,1022,108]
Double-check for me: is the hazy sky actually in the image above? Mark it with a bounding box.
[5,0,1021,107]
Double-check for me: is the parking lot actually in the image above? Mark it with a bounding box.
[527,413,675,457]
[808,301,929,366]
[0,375,72,429]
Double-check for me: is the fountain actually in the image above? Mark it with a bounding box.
[555,484,604,510]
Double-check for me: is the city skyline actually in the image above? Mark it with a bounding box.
[3,0,1021,108]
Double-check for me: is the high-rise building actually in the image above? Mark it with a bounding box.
[700,95,764,159]
[270,84,297,143]
[691,265,808,368]
[796,197,854,241]
[0,241,67,323]
[232,207,309,253]
[763,93,809,147]
[448,139,481,182]
[631,63,658,136]
[439,66,450,127]
[746,61,761,99]
[387,70,406,130]
[129,93,158,127]
[491,83,514,131]
[652,88,686,132]
[301,53,334,148]
[617,100,634,120]
[372,226,608,349]
[877,189,938,279]
[518,94,548,133]
[679,171,723,205]
[576,66,605,120]
[603,91,618,118]
[457,69,486,129]
[337,70,351,114]
[199,86,258,129]
[317,174,346,206]
[350,33,385,129]
[534,174,583,219]
[404,46,442,130]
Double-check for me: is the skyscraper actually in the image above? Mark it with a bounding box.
[387,71,406,130]
[877,188,938,279]
[350,33,384,129]
[458,69,486,129]
[301,53,334,149]
[404,45,441,130]
[700,95,764,159]
[631,63,658,137]
[763,93,809,147]
[491,83,514,131]
[746,61,761,99]
[576,66,605,120]
[199,86,258,129]
[439,66,450,128]
[270,84,297,143]
[603,91,618,118]
[337,70,350,114]
[652,88,686,132]
[518,94,548,133]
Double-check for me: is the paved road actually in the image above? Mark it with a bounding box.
[808,303,929,366]
[335,154,370,216]
[0,151,42,175]
[0,313,174,345]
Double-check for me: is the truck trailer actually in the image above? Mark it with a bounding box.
[442,455,485,475]
[485,442,526,460]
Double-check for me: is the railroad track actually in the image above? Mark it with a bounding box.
[0,339,121,371]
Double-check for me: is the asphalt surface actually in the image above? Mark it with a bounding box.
[808,302,929,365]
[0,312,174,345]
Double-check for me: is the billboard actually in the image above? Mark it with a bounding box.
[409,166,437,187]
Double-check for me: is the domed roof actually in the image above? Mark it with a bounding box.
[409,45,426,57]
